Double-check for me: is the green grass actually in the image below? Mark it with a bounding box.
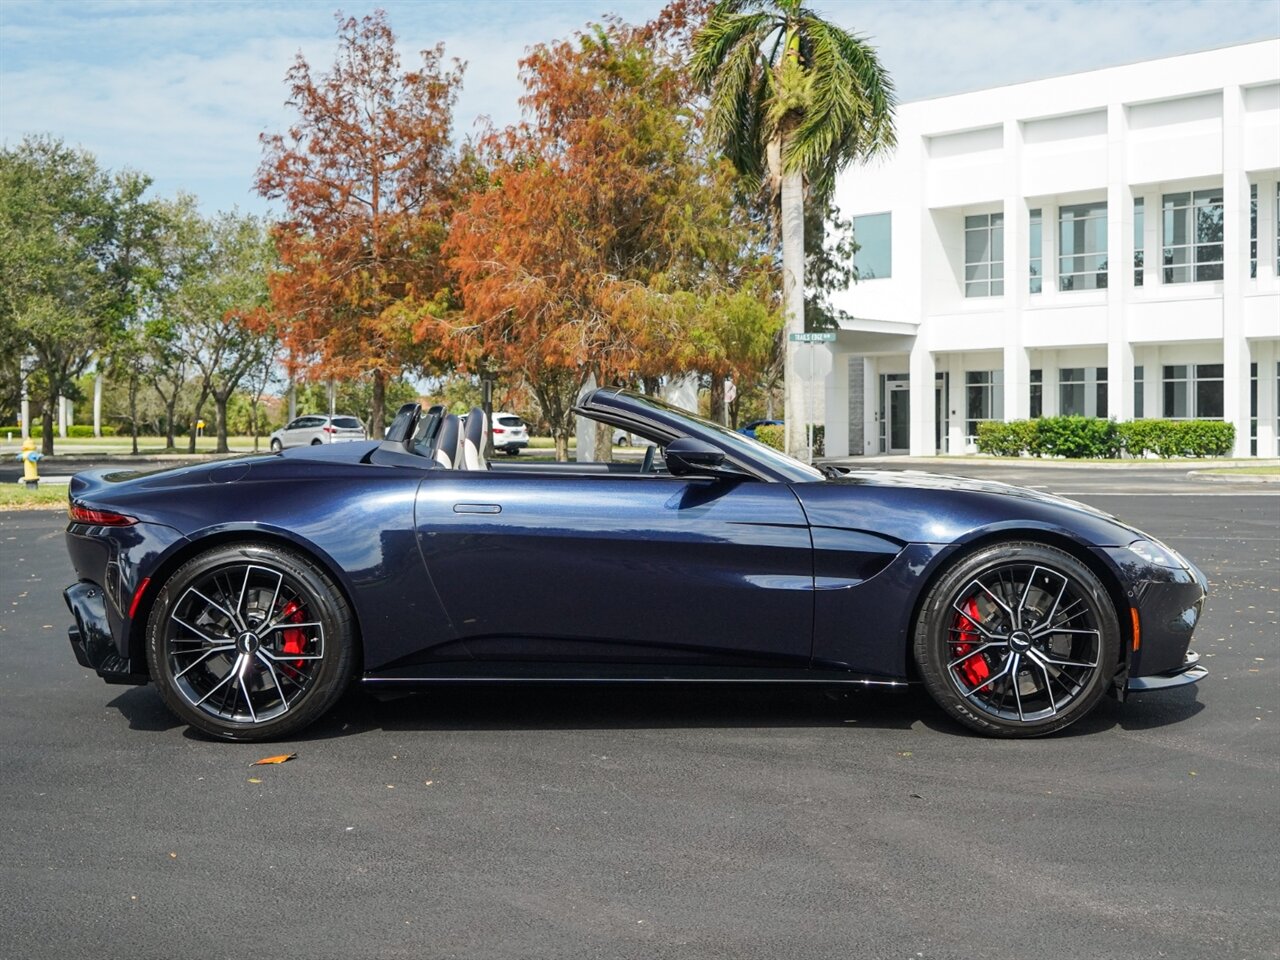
[0,435,270,457]
[0,484,69,510]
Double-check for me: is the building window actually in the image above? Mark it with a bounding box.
[1250,184,1258,279]
[1134,198,1144,287]
[852,212,892,280]
[1059,367,1108,418]
[1162,189,1223,283]
[1059,202,1107,291]
[1134,365,1144,419]
[1250,362,1258,456]
[1029,209,1042,294]
[965,213,1004,297]
[965,369,1004,436]
[1163,363,1224,419]
[1029,369,1043,419]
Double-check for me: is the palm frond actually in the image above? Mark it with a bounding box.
[779,14,896,199]
[690,11,775,89]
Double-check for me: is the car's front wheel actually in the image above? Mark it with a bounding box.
[269,438,283,452]
[145,543,357,741]
[913,541,1119,737]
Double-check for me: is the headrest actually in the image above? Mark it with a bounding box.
[434,414,462,469]
[462,407,488,471]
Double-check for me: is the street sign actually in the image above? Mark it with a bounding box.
[788,332,836,342]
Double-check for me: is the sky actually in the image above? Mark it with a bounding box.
[2,0,1278,217]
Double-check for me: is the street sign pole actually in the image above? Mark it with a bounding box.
[788,332,835,464]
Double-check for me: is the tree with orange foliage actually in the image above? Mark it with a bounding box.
[257,10,462,437]
[437,12,779,460]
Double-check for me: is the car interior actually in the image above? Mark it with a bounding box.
[369,401,671,476]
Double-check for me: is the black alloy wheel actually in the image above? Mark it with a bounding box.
[914,542,1119,737]
[146,543,356,740]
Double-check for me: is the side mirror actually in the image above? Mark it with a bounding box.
[664,437,729,477]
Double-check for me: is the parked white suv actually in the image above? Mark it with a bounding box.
[270,414,367,451]
[492,412,529,455]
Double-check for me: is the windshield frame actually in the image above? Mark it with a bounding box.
[580,389,824,483]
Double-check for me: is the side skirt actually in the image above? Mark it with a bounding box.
[362,661,911,688]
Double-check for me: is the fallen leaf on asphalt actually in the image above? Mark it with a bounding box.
[252,753,297,766]
[247,777,263,784]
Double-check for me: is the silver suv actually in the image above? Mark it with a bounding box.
[269,414,367,451]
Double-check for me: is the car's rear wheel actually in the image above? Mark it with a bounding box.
[913,541,1119,737]
[145,543,356,741]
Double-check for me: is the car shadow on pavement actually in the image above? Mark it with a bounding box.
[301,681,1206,741]
[105,678,1205,741]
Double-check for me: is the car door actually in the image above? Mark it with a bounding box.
[414,471,814,668]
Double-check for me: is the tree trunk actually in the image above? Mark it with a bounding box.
[41,404,55,457]
[781,163,806,458]
[128,379,140,455]
[250,399,260,452]
[164,396,178,450]
[370,369,386,440]
[554,431,568,462]
[213,393,230,454]
[594,420,612,463]
[709,374,725,425]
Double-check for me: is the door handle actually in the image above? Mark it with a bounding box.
[453,503,502,514]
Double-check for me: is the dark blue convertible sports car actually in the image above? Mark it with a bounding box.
[63,389,1207,740]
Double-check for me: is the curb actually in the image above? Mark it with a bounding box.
[1185,470,1280,484]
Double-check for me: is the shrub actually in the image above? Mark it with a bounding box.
[1030,416,1121,459]
[976,420,1034,456]
[754,424,784,451]
[1119,419,1234,458]
[751,424,822,457]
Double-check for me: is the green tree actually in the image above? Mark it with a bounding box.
[167,210,276,453]
[691,0,895,454]
[0,136,150,454]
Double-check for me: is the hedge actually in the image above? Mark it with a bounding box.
[0,424,116,438]
[1118,419,1235,458]
[753,424,824,457]
[976,417,1234,458]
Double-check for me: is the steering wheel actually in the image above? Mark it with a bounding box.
[641,442,655,475]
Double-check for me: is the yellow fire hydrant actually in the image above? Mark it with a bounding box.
[18,438,42,489]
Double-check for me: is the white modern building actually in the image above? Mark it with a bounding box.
[818,39,1280,458]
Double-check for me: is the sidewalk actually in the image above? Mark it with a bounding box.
[821,454,1280,471]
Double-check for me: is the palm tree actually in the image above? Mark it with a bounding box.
[691,0,895,457]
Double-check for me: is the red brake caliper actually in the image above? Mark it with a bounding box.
[953,597,991,688]
[279,600,308,669]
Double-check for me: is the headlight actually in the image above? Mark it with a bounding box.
[1128,538,1187,569]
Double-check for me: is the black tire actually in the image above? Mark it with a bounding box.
[913,541,1119,738]
[269,438,283,452]
[145,542,357,741]
[506,448,519,456]
[310,438,322,445]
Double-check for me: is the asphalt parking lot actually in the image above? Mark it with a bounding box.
[1,468,1276,960]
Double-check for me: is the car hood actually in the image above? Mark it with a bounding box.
[794,468,1141,547]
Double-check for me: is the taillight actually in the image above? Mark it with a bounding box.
[69,504,138,526]
[322,426,336,433]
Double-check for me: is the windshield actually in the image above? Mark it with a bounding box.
[617,392,824,482]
